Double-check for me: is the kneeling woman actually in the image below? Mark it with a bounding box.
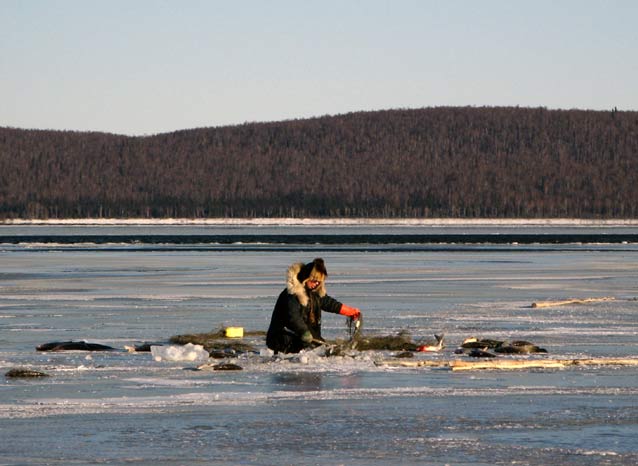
[266,258,362,354]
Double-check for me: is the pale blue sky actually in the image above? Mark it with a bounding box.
[2,0,637,135]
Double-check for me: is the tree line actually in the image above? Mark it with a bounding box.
[1,106,637,219]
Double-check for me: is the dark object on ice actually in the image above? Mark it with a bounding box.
[132,342,159,352]
[460,338,505,350]
[170,328,260,354]
[494,341,548,354]
[353,331,418,351]
[467,349,497,358]
[209,349,240,359]
[212,363,243,371]
[132,343,153,352]
[5,368,50,378]
[394,351,414,358]
[459,337,547,355]
[125,342,164,352]
[36,341,118,352]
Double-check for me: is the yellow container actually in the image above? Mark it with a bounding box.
[224,327,244,338]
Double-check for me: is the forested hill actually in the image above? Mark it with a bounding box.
[1,106,637,219]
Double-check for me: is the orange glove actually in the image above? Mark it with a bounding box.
[339,304,361,319]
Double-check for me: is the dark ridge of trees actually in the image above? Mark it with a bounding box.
[1,106,637,219]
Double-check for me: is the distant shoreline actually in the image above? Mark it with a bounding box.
[2,218,638,227]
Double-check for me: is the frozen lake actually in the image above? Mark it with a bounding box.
[1,223,637,465]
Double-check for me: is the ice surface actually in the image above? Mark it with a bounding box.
[2,225,638,465]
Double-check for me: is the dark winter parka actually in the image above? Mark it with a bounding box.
[266,259,342,354]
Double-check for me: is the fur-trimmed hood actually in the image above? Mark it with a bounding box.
[286,259,327,306]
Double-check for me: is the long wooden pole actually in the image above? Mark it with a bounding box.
[375,357,638,371]
[531,296,615,308]
[450,359,565,371]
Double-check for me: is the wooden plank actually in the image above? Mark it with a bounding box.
[450,359,566,371]
[375,357,638,371]
[531,297,615,308]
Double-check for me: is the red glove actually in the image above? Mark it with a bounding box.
[339,304,361,319]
